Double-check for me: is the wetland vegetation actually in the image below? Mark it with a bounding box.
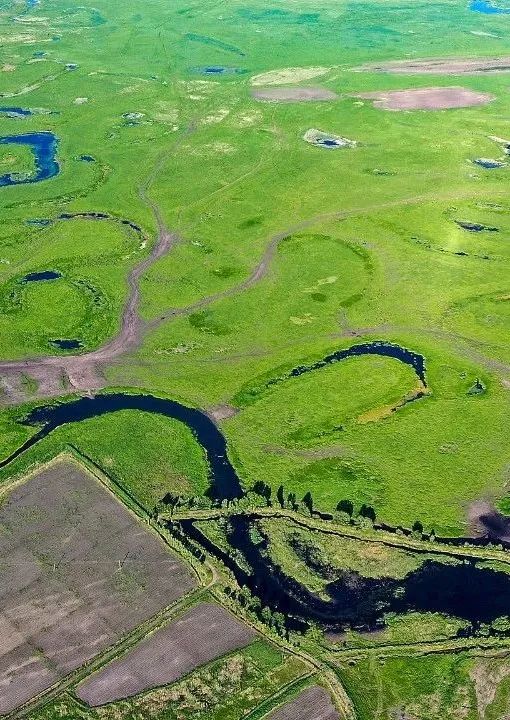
[2,0,510,716]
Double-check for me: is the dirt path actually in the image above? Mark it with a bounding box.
[0,185,504,405]
[151,186,493,327]
[0,152,180,403]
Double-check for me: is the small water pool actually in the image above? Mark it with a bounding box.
[0,132,59,187]
[23,270,62,282]
[50,339,82,350]
[470,0,510,13]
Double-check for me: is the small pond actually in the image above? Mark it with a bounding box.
[22,270,62,282]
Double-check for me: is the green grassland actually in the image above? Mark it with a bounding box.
[338,651,510,720]
[1,0,510,533]
[0,408,210,510]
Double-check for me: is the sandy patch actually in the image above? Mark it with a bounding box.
[251,66,331,86]
[206,404,239,422]
[303,128,356,149]
[355,56,510,74]
[356,86,494,110]
[470,657,510,719]
[233,110,262,127]
[0,35,37,44]
[252,86,338,102]
[202,107,230,125]
[1,64,16,72]
[186,142,236,156]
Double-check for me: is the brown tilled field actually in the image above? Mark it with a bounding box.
[0,459,196,714]
[357,86,494,110]
[76,602,257,706]
[354,56,510,74]
[252,87,338,102]
[268,686,340,720]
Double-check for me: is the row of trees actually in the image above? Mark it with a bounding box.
[223,585,288,637]
[253,481,314,515]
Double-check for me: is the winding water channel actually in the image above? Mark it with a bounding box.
[3,341,510,635]
[0,132,59,187]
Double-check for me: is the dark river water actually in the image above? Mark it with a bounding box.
[0,132,59,187]
[3,341,508,634]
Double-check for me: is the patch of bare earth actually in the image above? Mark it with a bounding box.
[252,87,338,102]
[356,86,495,110]
[0,459,196,714]
[470,656,510,719]
[267,686,340,720]
[206,404,239,422]
[354,56,510,74]
[76,603,256,706]
[251,66,331,86]
[467,500,510,542]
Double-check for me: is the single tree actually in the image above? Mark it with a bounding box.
[277,484,285,509]
[303,491,314,515]
[337,499,354,516]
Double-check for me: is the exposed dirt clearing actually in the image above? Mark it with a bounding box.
[76,603,256,706]
[467,500,510,542]
[0,459,196,714]
[356,87,495,110]
[469,657,510,719]
[206,404,240,422]
[267,686,340,720]
[251,67,331,86]
[354,56,510,74]
[252,87,338,102]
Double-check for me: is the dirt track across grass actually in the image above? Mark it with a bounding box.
[76,602,257,706]
[0,459,196,714]
[354,56,510,74]
[357,86,495,110]
[267,686,340,720]
[252,87,338,102]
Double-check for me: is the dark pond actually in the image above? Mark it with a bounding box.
[0,132,59,187]
[456,221,499,232]
[25,218,52,227]
[0,107,32,118]
[317,138,343,148]
[79,155,95,163]
[22,270,61,282]
[191,66,247,75]
[473,158,506,169]
[50,339,82,350]
[181,515,510,633]
[471,0,510,13]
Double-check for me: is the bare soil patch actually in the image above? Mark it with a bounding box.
[467,500,510,542]
[0,459,196,714]
[268,686,340,720]
[252,87,338,102]
[354,56,510,74]
[251,67,331,86]
[356,86,495,110]
[76,603,256,706]
[206,404,240,422]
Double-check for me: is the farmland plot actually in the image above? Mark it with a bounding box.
[267,686,339,720]
[76,602,257,706]
[0,460,196,714]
